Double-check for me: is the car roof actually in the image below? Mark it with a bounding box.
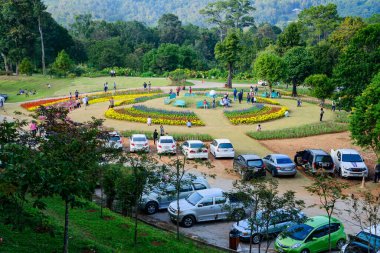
[337,149,361,155]
[214,139,231,143]
[305,216,340,227]
[269,154,291,159]
[131,134,147,138]
[197,188,223,198]
[307,149,329,155]
[186,140,204,144]
[240,154,262,160]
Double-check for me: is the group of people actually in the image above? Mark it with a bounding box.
[103,82,117,93]
[109,69,116,77]
[17,88,37,97]
[143,81,152,91]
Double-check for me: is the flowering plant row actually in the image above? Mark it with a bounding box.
[227,106,288,125]
[86,88,162,100]
[105,106,204,126]
[256,97,280,105]
[21,97,70,111]
[224,104,265,118]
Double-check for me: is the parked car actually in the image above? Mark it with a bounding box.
[341,226,380,253]
[210,139,235,158]
[294,149,334,174]
[275,216,346,253]
[168,188,247,228]
[263,154,297,177]
[331,149,368,178]
[232,209,306,243]
[105,131,123,150]
[140,175,210,214]
[181,140,208,159]
[258,80,268,86]
[129,134,149,152]
[233,154,266,180]
[0,94,8,101]
[157,136,176,154]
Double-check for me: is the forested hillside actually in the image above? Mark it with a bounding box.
[43,0,378,27]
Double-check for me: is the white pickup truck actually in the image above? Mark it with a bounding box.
[330,148,368,178]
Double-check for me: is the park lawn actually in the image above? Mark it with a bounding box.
[0,75,171,103]
[191,78,256,84]
[0,197,221,253]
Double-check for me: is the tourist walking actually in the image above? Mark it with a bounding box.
[30,121,38,137]
[256,124,261,131]
[297,98,302,107]
[160,125,165,136]
[186,120,192,128]
[148,81,151,92]
[0,96,4,111]
[143,82,147,90]
[203,99,208,109]
[109,97,114,108]
[254,86,258,95]
[247,92,251,103]
[147,116,152,126]
[233,88,237,101]
[113,82,117,91]
[75,90,79,99]
[153,129,158,144]
[320,108,324,121]
[332,100,336,112]
[238,90,243,104]
[176,86,180,96]
[212,98,216,108]
[189,86,192,94]
[374,163,380,183]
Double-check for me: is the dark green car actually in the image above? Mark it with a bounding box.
[275,216,346,253]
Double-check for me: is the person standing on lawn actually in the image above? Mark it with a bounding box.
[153,129,158,144]
[238,90,243,104]
[189,86,192,94]
[233,88,237,101]
[320,108,324,121]
[147,116,152,126]
[148,81,151,92]
[160,125,165,136]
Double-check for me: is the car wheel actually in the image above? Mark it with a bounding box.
[181,215,195,228]
[300,249,309,253]
[339,168,344,178]
[271,169,277,177]
[145,202,158,215]
[251,233,262,244]
[336,239,346,249]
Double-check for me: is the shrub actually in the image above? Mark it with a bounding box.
[19,58,33,76]
[140,71,155,77]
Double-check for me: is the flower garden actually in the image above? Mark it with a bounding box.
[105,105,205,126]
[224,104,288,125]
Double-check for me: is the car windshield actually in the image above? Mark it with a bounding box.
[160,139,173,143]
[219,143,233,148]
[247,159,263,167]
[277,158,293,164]
[109,136,120,142]
[186,192,202,206]
[190,143,205,149]
[356,231,380,250]
[286,224,314,241]
[342,154,363,162]
[133,137,146,142]
[315,155,333,163]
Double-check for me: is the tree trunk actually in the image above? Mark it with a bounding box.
[15,62,19,76]
[227,63,233,88]
[292,80,297,97]
[1,52,10,74]
[63,199,70,253]
[38,16,46,75]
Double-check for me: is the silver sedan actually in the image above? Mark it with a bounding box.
[262,154,297,177]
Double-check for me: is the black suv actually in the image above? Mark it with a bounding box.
[233,154,266,180]
[294,149,334,174]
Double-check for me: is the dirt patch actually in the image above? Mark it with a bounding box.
[85,209,97,213]
[102,215,114,221]
[119,223,130,229]
[151,241,164,246]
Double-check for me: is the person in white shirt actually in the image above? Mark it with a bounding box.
[147,116,152,126]
[186,120,192,128]
[256,124,261,131]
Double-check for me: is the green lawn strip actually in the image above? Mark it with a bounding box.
[0,75,170,103]
[0,197,222,253]
[247,122,349,140]
[191,78,255,84]
[122,130,213,142]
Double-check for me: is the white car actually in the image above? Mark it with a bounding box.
[157,136,176,154]
[129,134,149,152]
[210,139,235,158]
[331,148,368,178]
[106,131,123,149]
[258,80,267,86]
[181,140,208,159]
[341,226,380,253]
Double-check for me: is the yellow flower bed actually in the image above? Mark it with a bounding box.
[229,106,288,125]
[88,94,152,105]
[105,109,205,126]
[256,97,280,105]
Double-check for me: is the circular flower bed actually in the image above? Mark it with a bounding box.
[105,105,205,126]
[21,97,70,111]
[224,104,288,125]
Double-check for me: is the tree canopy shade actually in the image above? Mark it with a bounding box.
[253,52,284,90]
[283,46,314,96]
[215,31,241,88]
[276,22,304,55]
[332,24,380,109]
[328,16,366,51]
[304,74,335,102]
[349,72,380,159]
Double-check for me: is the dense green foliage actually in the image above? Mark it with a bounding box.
[43,0,379,27]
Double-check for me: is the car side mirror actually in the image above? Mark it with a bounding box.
[198,203,203,208]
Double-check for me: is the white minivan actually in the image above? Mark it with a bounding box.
[210,139,235,158]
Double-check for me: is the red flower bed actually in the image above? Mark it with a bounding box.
[21,97,69,111]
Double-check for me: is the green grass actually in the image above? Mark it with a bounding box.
[0,75,170,103]
[247,122,349,140]
[122,130,214,142]
[334,111,350,123]
[0,197,221,253]
[191,78,255,84]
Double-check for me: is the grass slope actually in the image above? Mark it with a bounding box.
[0,197,221,253]
[0,75,170,103]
